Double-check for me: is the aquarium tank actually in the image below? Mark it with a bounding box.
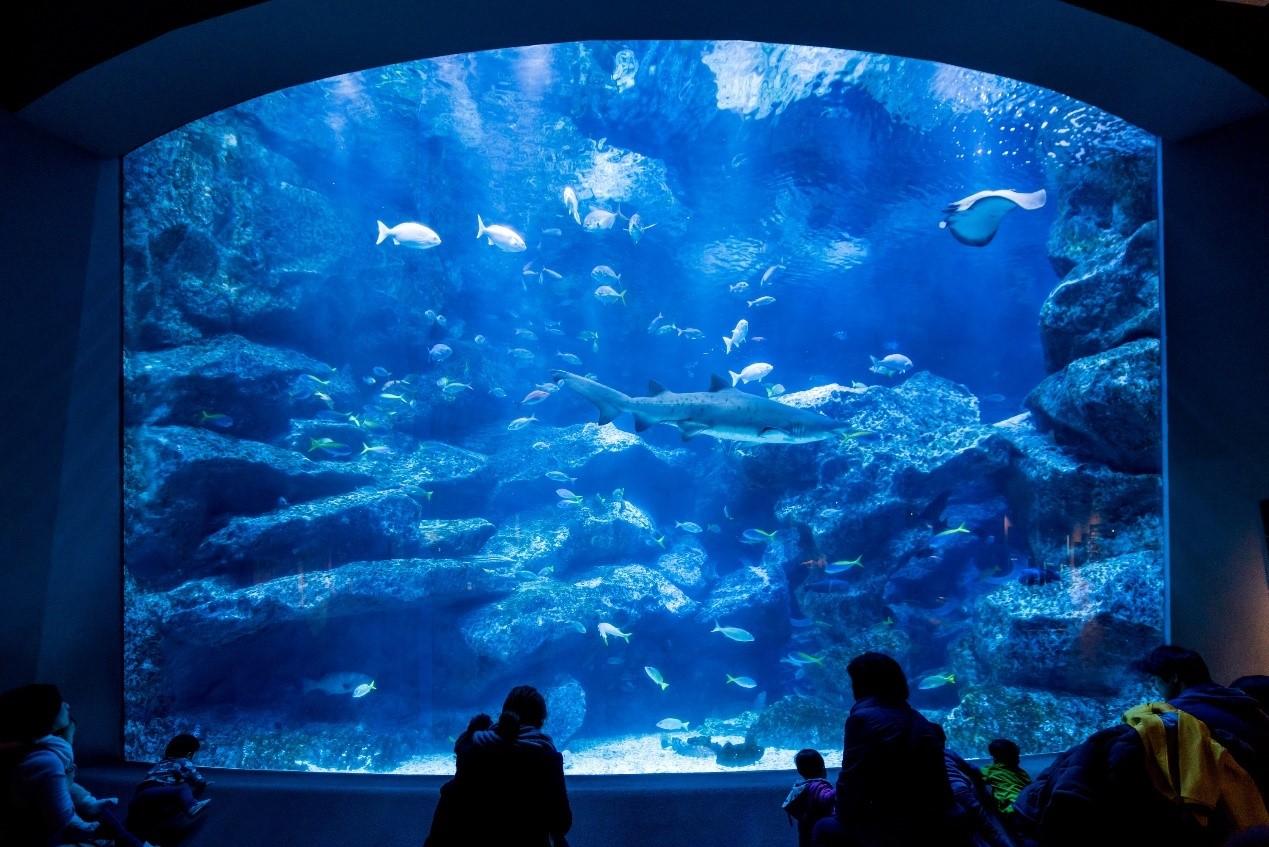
[122,40,1163,774]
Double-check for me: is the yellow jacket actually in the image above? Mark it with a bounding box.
[1123,701,1269,831]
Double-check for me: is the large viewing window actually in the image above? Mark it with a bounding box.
[123,40,1162,774]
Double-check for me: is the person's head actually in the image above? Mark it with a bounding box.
[987,738,1021,768]
[847,652,910,703]
[1230,675,1269,713]
[1,684,68,742]
[165,733,201,759]
[794,748,826,779]
[53,717,77,745]
[1134,645,1211,700]
[496,685,547,738]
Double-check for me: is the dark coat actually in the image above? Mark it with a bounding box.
[425,725,571,847]
[1171,682,1269,798]
[834,697,956,847]
[784,776,836,847]
[1011,723,1231,847]
[944,751,1017,847]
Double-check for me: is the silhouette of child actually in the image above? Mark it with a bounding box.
[125,734,210,843]
[782,748,836,847]
[981,738,1031,815]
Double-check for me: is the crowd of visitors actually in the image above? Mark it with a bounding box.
[2,645,1266,847]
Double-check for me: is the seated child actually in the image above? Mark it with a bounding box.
[981,738,1031,815]
[782,748,836,847]
[125,734,210,844]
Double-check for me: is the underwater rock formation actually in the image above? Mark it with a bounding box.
[125,335,356,439]
[1025,338,1161,473]
[542,677,587,748]
[751,695,843,750]
[969,550,1163,695]
[1039,221,1159,373]
[460,563,696,667]
[1044,150,1156,280]
[193,491,495,584]
[125,425,373,587]
[157,559,519,648]
[479,499,661,572]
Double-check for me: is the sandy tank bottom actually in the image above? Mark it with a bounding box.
[386,733,839,775]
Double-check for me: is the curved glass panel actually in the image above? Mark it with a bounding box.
[123,41,1162,774]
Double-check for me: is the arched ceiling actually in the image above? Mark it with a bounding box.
[8,0,1268,156]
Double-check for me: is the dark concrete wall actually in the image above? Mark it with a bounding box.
[1162,111,1269,681]
[0,112,122,763]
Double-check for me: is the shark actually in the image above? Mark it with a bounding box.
[552,370,852,444]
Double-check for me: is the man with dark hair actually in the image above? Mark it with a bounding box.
[1137,645,1269,797]
[813,652,956,846]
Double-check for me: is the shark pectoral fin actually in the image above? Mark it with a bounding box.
[596,411,618,425]
[648,380,667,396]
[633,415,653,432]
[679,422,709,441]
[708,374,729,392]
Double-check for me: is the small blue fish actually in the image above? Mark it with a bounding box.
[597,622,632,645]
[917,672,956,690]
[726,674,757,689]
[197,410,234,429]
[711,622,755,642]
[675,521,703,534]
[644,666,669,691]
[823,556,863,575]
[740,528,777,544]
[935,522,971,537]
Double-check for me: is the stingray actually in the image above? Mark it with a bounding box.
[938,188,1046,246]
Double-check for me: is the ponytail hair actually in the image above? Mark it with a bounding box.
[495,709,524,741]
[498,684,547,738]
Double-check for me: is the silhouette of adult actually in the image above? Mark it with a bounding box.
[813,652,958,847]
[425,685,571,847]
[1137,645,1269,799]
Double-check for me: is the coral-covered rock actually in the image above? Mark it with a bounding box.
[969,550,1164,696]
[542,677,588,748]
[193,491,494,583]
[460,564,696,667]
[158,559,519,647]
[751,695,844,750]
[1025,338,1161,473]
[1040,221,1158,372]
[124,335,355,440]
[479,499,661,572]
[125,425,373,588]
[942,681,1155,758]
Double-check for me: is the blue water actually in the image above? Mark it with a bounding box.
[122,41,1161,774]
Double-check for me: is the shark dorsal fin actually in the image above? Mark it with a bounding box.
[708,374,729,392]
[648,380,666,396]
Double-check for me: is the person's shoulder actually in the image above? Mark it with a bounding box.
[16,746,62,777]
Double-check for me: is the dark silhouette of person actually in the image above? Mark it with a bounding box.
[126,733,211,845]
[424,685,571,847]
[783,748,836,847]
[812,652,959,847]
[0,683,152,847]
[1136,645,1269,799]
